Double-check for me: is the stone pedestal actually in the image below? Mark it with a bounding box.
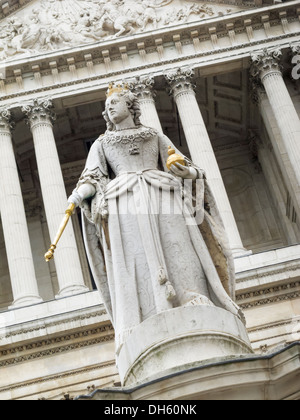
[117,305,252,386]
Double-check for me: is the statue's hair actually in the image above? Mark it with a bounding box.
[103,91,142,131]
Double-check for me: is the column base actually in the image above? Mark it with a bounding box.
[117,305,253,387]
[9,295,43,309]
[55,284,89,299]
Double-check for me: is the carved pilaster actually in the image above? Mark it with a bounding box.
[249,75,266,105]
[246,129,263,174]
[165,67,196,99]
[250,48,282,82]
[22,99,56,129]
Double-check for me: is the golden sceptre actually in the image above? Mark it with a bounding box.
[44,203,76,262]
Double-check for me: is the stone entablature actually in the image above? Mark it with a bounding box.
[236,245,300,291]
[0,1,299,107]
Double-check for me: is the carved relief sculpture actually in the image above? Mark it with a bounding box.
[0,0,220,60]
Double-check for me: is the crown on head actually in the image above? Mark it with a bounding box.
[106,82,130,98]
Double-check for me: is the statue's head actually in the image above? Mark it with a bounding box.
[103,84,142,131]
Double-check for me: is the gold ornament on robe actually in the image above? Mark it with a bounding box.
[166,146,186,170]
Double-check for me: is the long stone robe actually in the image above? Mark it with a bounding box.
[77,125,242,354]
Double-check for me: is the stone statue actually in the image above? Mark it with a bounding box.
[68,83,243,357]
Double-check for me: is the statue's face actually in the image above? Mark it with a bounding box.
[106,93,131,125]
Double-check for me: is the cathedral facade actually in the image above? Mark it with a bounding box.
[0,0,299,400]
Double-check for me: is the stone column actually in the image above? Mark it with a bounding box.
[252,82,300,217]
[254,134,300,244]
[251,48,300,189]
[22,99,88,298]
[129,76,163,132]
[0,109,43,307]
[165,68,247,256]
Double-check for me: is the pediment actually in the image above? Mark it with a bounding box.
[0,0,262,61]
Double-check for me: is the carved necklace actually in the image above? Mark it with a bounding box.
[102,126,157,156]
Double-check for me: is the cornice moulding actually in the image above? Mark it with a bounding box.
[0,0,298,71]
[0,30,298,110]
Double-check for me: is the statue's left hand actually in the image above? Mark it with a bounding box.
[170,163,197,180]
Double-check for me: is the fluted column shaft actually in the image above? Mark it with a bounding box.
[256,87,300,217]
[0,110,42,307]
[251,48,300,190]
[22,99,88,297]
[130,76,163,132]
[166,68,246,255]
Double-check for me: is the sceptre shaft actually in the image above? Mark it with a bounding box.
[44,203,76,262]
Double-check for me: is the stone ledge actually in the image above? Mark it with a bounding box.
[0,291,113,361]
[235,244,300,309]
[76,342,300,400]
[235,244,300,274]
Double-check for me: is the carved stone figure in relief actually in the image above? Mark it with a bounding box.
[68,84,243,355]
[0,0,219,59]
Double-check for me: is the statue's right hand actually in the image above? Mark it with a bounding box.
[68,183,96,207]
[67,190,83,208]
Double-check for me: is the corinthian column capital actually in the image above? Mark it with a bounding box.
[250,48,282,81]
[291,43,300,55]
[128,76,156,100]
[22,98,56,129]
[0,109,14,133]
[165,67,196,98]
